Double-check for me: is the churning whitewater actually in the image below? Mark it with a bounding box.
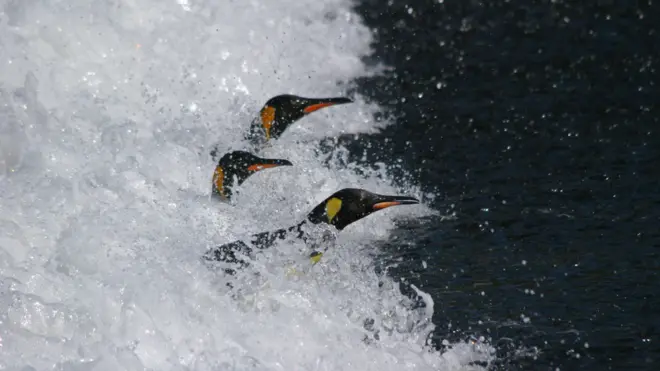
[0,0,494,369]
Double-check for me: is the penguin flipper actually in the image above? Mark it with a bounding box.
[249,228,292,249]
[203,226,296,272]
[202,239,255,275]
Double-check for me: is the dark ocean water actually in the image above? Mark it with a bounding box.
[345,0,660,369]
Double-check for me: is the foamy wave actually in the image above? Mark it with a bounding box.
[0,0,494,369]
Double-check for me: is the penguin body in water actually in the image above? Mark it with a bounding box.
[203,188,420,274]
[211,150,292,202]
[245,94,353,149]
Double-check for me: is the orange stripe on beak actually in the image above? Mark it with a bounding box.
[372,201,402,210]
[303,102,337,113]
[247,163,282,172]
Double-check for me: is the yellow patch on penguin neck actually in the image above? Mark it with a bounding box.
[325,197,343,223]
[213,166,226,198]
[261,105,276,141]
[310,251,323,264]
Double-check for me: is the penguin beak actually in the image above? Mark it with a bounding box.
[371,195,420,210]
[247,158,293,172]
[302,97,353,114]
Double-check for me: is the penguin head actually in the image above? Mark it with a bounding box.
[257,94,353,141]
[306,188,420,230]
[212,150,292,200]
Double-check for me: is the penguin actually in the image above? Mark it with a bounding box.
[245,94,353,148]
[211,150,292,202]
[203,188,420,273]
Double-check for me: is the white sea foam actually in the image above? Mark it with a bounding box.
[0,0,495,369]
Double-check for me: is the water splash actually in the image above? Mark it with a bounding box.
[0,0,495,369]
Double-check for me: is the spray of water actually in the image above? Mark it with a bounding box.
[0,0,495,369]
